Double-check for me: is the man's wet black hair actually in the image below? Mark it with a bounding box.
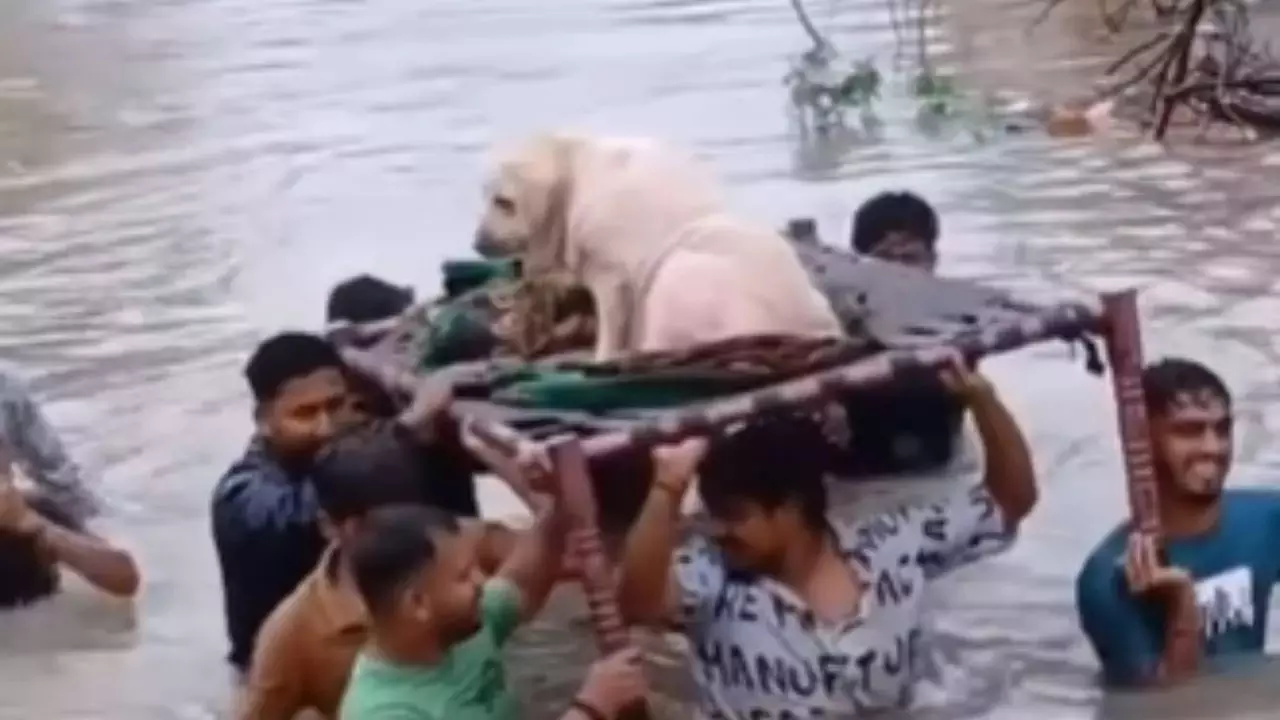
[323,275,413,415]
[348,503,460,619]
[698,413,835,528]
[1142,357,1231,418]
[850,191,939,255]
[326,275,415,326]
[0,492,82,609]
[312,421,430,523]
[243,332,344,405]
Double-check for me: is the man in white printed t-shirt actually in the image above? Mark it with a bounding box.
[617,353,1039,718]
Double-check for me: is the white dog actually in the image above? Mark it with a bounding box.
[474,132,843,361]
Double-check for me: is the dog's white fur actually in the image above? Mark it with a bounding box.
[475,132,843,361]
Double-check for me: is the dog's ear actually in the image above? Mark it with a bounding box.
[524,137,576,280]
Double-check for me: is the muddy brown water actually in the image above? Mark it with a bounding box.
[5,0,1280,717]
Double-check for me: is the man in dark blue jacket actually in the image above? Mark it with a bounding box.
[214,278,492,673]
[212,332,359,671]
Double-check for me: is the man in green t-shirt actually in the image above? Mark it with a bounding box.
[339,502,646,720]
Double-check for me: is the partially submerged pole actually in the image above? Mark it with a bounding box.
[544,434,652,720]
[1100,290,1160,535]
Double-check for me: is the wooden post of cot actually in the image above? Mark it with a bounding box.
[1101,290,1161,536]
[544,434,653,720]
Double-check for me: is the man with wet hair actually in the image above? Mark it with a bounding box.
[845,191,972,477]
[325,273,483,519]
[212,331,362,672]
[1075,357,1271,688]
[0,471,138,608]
[325,274,417,417]
[850,190,939,273]
[325,274,416,329]
[0,367,101,524]
[0,367,134,608]
[340,502,640,720]
[240,420,466,719]
[616,354,1038,717]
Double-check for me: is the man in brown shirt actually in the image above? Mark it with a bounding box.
[242,544,366,719]
[238,420,516,719]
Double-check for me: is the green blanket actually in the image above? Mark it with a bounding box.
[419,259,798,411]
[488,367,773,413]
[419,260,518,370]
[441,259,519,299]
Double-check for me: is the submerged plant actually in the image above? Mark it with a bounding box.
[783,0,1002,144]
[785,47,885,131]
[840,59,883,107]
[783,0,884,132]
[912,69,958,117]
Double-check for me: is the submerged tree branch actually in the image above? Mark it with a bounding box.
[1041,0,1278,140]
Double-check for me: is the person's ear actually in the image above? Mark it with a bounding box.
[769,501,805,528]
[318,511,339,543]
[404,586,433,624]
[253,402,273,439]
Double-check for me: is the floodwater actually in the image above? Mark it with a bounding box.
[4,0,1280,717]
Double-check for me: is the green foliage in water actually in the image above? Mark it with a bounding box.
[912,70,958,116]
[838,59,883,107]
[784,44,885,131]
[906,68,1006,144]
[782,0,1011,144]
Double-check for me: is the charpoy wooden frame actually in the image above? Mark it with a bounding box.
[338,288,1154,718]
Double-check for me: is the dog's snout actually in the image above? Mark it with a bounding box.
[473,228,499,257]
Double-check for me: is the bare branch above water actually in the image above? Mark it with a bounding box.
[1039,0,1280,141]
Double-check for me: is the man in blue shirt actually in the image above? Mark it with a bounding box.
[214,318,511,672]
[212,332,358,671]
[1075,357,1275,688]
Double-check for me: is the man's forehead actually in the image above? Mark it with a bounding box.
[883,230,926,243]
[872,234,933,260]
[277,369,347,403]
[428,529,475,571]
[1164,389,1230,417]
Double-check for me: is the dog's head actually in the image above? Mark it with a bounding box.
[475,133,665,277]
[474,134,581,276]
